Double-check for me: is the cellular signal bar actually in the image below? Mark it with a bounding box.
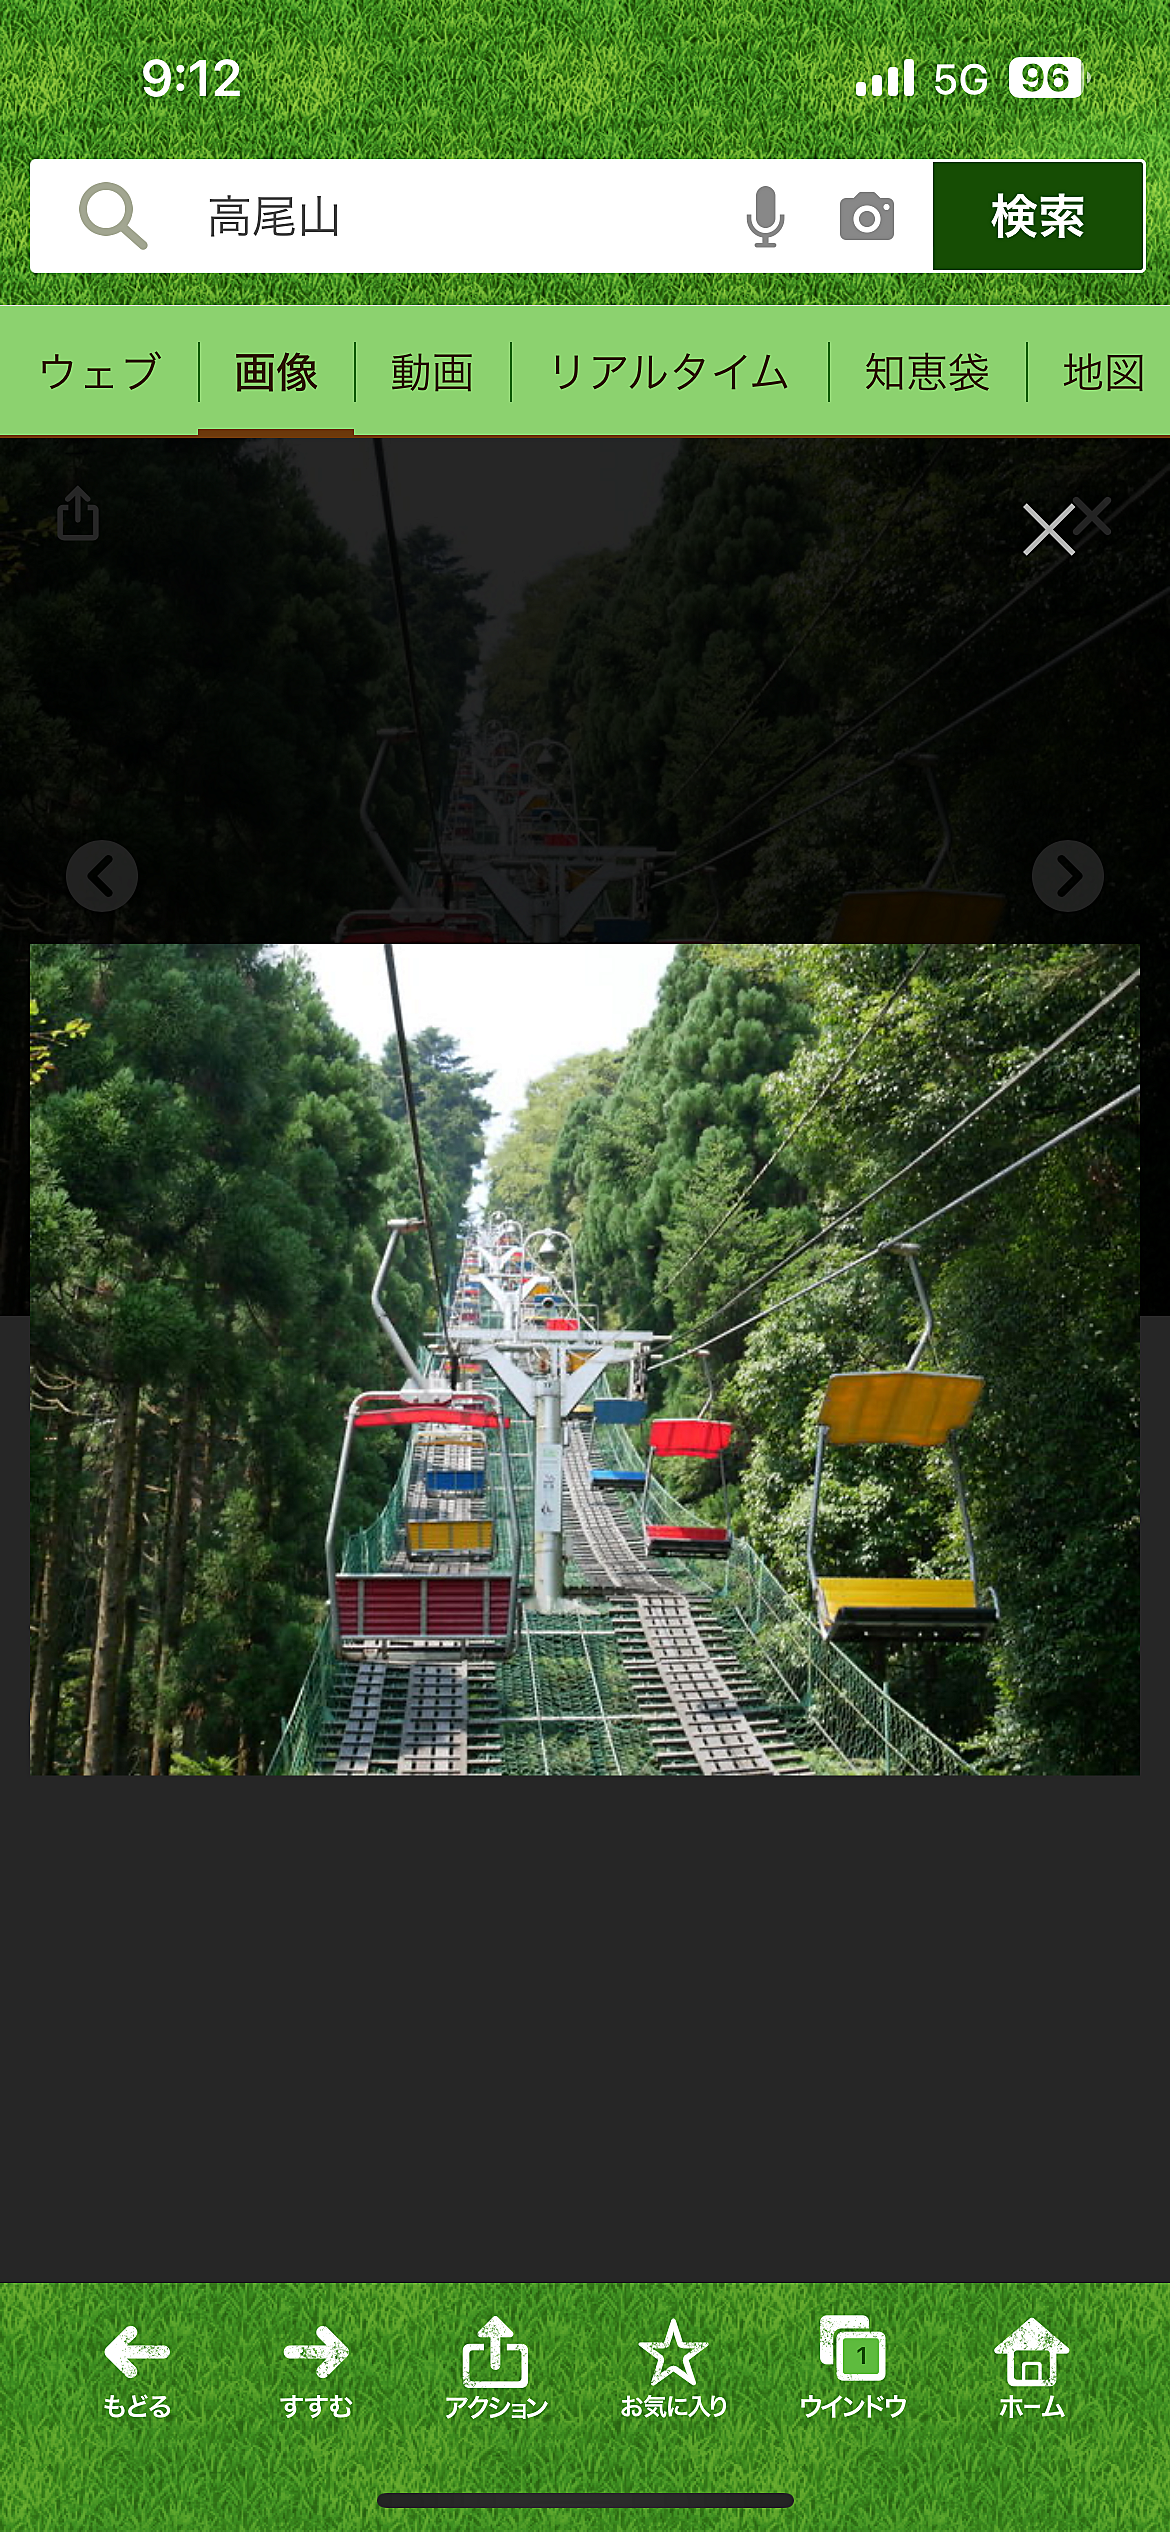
[856,59,915,96]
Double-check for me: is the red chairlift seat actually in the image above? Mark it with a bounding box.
[328,1390,520,1658]
[353,1403,509,1431]
[642,1418,734,1556]
[644,1523,733,1555]
[338,921,496,944]
[648,1418,733,1458]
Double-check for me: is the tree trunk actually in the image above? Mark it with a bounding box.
[82,1381,139,1775]
[1,935,29,1315]
[113,1412,153,1773]
[150,1383,199,1775]
[194,1410,219,1555]
[30,1407,79,1772]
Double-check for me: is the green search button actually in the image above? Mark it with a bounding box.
[933,159,1145,271]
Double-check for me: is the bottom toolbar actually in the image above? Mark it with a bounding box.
[3,304,1160,435]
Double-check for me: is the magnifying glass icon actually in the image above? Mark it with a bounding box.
[78,181,148,249]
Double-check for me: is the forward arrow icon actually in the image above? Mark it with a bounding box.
[284,2325,349,2378]
[105,2326,170,2378]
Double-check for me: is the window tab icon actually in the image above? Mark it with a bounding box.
[820,2314,887,2382]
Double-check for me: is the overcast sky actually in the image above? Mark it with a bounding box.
[287,943,677,1149]
[286,439,679,655]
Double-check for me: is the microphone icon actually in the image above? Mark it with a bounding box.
[747,183,784,246]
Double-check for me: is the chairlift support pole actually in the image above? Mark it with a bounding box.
[371,1218,428,1387]
[442,1321,656,1615]
[886,1239,935,1368]
[360,727,431,913]
[888,1238,982,1593]
[534,1374,565,1611]
[904,752,958,891]
[807,1423,828,1604]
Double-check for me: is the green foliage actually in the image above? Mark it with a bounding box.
[379,1025,493,1274]
[30,944,489,1772]
[1,447,487,937]
[29,995,89,1086]
[560,948,813,1333]
[488,1048,622,1224]
[483,552,620,733]
[490,441,1166,942]
[540,942,1137,1769]
[728,945,1139,1769]
[369,524,488,780]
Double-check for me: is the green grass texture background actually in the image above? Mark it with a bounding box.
[2,2283,1166,2532]
[5,0,1164,304]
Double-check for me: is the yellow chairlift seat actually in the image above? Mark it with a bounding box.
[407,1516,494,1558]
[806,1248,999,1643]
[830,890,1005,944]
[817,1370,984,1447]
[816,1575,999,1643]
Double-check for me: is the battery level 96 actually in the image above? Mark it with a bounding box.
[1008,57,1086,97]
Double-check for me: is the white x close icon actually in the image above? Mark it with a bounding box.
[1023,501,1077,556]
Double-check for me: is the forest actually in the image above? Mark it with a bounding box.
[483,437,1166,939]
[1,440,485,939]
[30,941,1138,1775]
[4,436,1163,945]
[29,946,490,1773]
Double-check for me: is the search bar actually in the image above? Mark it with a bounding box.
[31,158,934,272]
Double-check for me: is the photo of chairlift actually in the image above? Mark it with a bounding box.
[806,1241,1000,1643]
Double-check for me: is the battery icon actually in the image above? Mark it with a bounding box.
[1008,56,1085,96]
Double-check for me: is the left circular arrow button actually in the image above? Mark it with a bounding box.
[66,841,139,911]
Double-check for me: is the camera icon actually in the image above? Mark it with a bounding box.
[840,190,895,240]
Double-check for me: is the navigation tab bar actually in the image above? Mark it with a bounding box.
[3,305,1157,434]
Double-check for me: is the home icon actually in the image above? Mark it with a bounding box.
[994,2318,1069,2387]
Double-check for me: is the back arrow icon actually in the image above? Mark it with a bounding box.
[87,853,114,896]
[105,2326,170,2377]
[284,2326,349,2377]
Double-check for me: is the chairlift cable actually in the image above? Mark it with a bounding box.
[384,948,454,1358]
[651,1082,1139,1372]
[372,440,450,884]
[652,455,1170,893]
[666,581,1170,891]
[679,961,1140,1340]
[630,460,935,848]
[660,945,933,1291]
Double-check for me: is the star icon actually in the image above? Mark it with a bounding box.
[639,2319,709,2386]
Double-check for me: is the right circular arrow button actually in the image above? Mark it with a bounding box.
[1032,840,1104,912]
